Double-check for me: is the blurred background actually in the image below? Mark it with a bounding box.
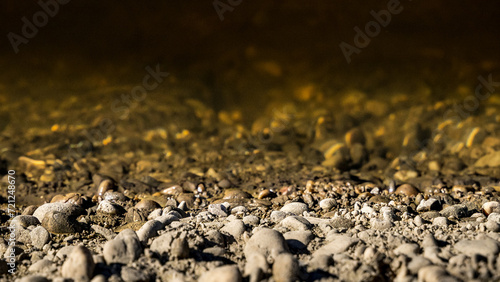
[0,0,499,120]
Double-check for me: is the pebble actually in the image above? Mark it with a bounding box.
[278,216,312,231]
[30,226,51,249]
[42,211,81,234]
[314,235,359,257]
[33,202,82,223]
[244,228,289,260]
[135,199,161,211]
[221,219,246,239]
[136,219,164,244]
[283,230,314,250]
[11,215,40,228]
[280,202,308,215]
[198,265,242,282]
[432,217,449,227]
[242,215,260,226]
[97,200,124,215]
[28,259,53,273]
[440,204,467,218]
[61,245,95,281]
[150,232,174,256]
[208,204,229,217]
[319,198,336,210]
[416,198,441,212]
[270,211,286,223]
[454,238,500,257]
[395,184,419,197]
[206,230,225,246]
[103,229,142,264]
[272,253,300,282]
[170,235,190,259]
[91,225,116,241]
[483,201,500,215]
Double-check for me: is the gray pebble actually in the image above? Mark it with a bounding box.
[221,219,246,239]
[11,215,40,228]
[416,198,441,212]
[244,228,289,260]
[33,202,81,223]
[284,230,314,250]
[242,215,260,226]
[148,209,162,220]
[97,200,123,215]
[414,215,424,227]
[198,265,241,282]
[150,232,174,256]
[28,259,53,273]
[136,220,164,244]
[30,226,51,249]
[270,211,286,223]
[61,245,95,281]
[440,204,468,218]
[278,216,312,231]
[103,229,142,264]
[55,246,75,260]
[231,206,248,214]
[313,235,359,257]
[280,202,308,215]
[206,230,225,246]
[208,204,229,217]
[171,235,189,259]
[42,211,81,234]
[486,220,500,232]
[319,198,336,210]
[272,253,300,282]
[432,217,449,227]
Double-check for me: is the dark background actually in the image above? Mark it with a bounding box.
[1,1,499,113]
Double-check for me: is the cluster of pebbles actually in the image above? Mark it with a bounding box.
[1,88,500,281]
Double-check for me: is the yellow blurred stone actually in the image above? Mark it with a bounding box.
[102,135,113,145]
[51,124,60,132]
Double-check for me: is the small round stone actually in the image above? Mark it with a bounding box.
[395,184,419,197]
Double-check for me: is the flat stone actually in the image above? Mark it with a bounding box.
[314,235,359,257]
[280,202,308,215]
[278,216,312,231]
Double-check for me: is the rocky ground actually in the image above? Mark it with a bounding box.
[1,71,500,282]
